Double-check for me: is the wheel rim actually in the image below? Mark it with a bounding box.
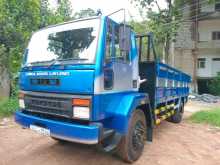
[132,120,145,151]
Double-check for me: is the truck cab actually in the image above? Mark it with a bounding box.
[15,15,191,162]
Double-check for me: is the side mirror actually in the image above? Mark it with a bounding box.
[119,25,131,52]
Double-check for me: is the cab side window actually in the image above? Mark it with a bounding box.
[114,25,130,62]
[105,21,113,62]
[105,22,130,63]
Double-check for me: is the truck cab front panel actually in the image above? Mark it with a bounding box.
[19,68,95,94]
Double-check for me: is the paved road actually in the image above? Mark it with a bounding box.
[1,104,220,165]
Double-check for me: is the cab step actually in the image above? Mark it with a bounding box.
[98,129,122,153]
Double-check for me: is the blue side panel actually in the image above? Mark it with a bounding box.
[92,92,148,134]
[155,62,191,107]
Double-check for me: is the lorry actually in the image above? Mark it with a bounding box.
[15,14,191,162]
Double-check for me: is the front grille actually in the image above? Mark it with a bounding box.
[24,95,72,118]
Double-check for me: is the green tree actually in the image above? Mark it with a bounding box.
[73,8,97,19]
[40,0,72,27]
[0,0,72,98]
[0,0,41,97]
[132,0,188,62]
[208,73,220,96]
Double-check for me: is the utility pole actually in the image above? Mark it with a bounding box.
[192,0,199,93]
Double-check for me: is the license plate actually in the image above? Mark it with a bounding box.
[30,125,50,136]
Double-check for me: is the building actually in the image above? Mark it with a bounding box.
[172,0,220,94]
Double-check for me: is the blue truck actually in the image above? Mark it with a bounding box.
[15,15,191,162]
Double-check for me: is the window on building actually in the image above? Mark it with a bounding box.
[198,58,206,69]
[212,32,220,40]
[215,1,220,11]
[212,58,220,61]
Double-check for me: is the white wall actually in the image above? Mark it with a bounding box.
[199,20,220,42]
[212,60,220,76]
[174,22,194,49]
[197,19,220,78]
[197,54,220,78]
[201,2,215,13]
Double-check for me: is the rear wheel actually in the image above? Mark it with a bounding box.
[168,102,184,123]
[116,110,146,163]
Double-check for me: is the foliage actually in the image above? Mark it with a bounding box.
[0,98,18,117]
[0,0,41,72]
[0,0,72,98]
[73,8,97,19]
[0,44,7,69]
[208,73,220,96]
[0,0,73,72]
[190,108,220,127]
[40,0,72,27]
[130,20,148,34]
[131,0,189,62]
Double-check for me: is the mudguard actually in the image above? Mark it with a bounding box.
[106,92,152,134]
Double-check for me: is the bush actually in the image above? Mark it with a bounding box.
[208,73,220,96]
[190,108,220,127]
[0,98,18,117]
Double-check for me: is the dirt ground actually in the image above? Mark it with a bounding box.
[1,101,220,165]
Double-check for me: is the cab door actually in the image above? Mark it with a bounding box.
[103,20,133,92]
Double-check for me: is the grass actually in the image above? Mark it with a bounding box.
[190,108,220,127]
[0,98,18,118]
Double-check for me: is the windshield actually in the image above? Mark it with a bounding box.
[25,18,100,66]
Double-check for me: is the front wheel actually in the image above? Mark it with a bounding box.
[116,110,146,163]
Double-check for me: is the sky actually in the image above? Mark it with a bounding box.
[68,0,167,22]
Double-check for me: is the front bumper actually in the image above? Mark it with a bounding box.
[15,111,101,144]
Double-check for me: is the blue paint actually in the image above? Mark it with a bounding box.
[15,111,100,144]
[154,62,191,106]
[91,91,148,134]
[19,69,95,94]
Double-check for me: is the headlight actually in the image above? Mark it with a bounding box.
[19,99,25,109]
[73,106,90,119]
[18,91,25,109]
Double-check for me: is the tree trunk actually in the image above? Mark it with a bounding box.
[0,67,10,98]
[165,38,170,63]
[164,0,172,63]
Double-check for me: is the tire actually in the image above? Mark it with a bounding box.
[168,102,184,123]
[116,110,146,163]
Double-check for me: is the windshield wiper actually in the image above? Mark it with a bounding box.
[25,59,56,67]
[25,58,89,68]
[46,58,89,69]
[56,58,89,62]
